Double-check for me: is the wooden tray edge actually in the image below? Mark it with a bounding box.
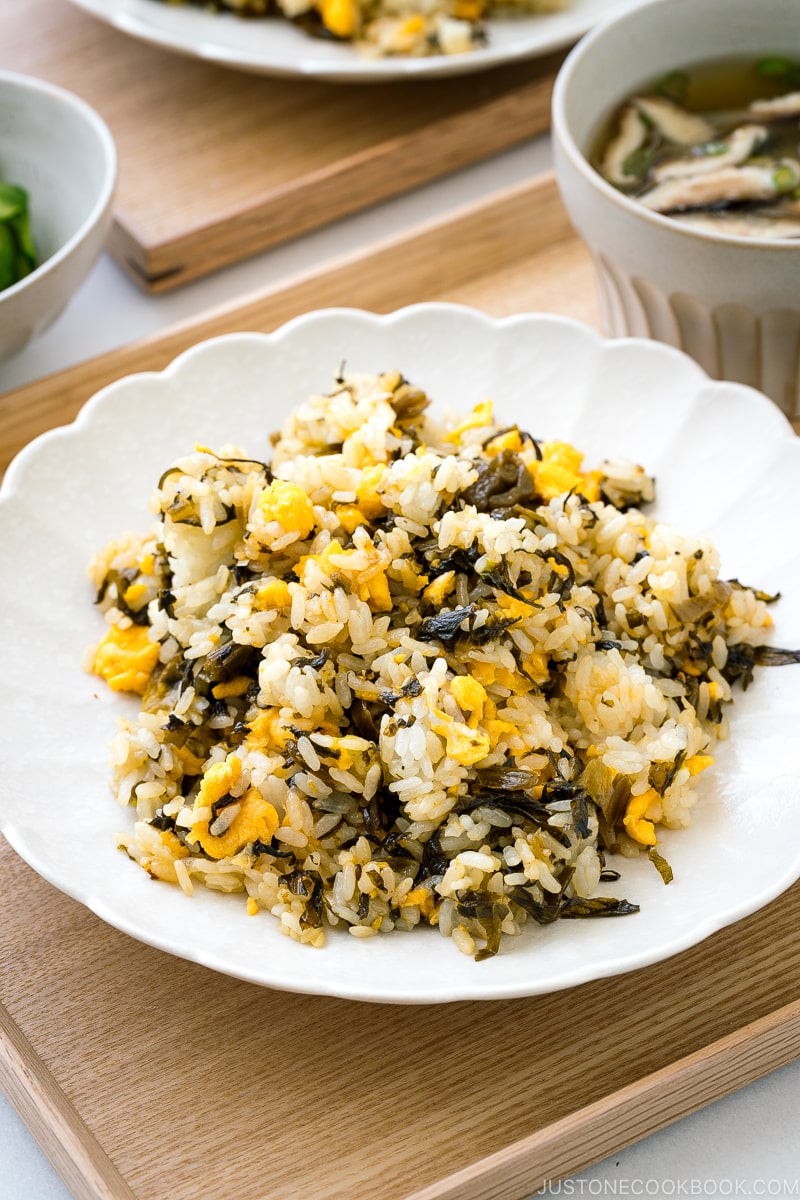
[0,1002,136,1200]
[111,64,561,293]
[4,967,798,1200]
[407,996,800,1200]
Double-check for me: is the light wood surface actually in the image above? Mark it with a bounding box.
[0,1006,136,1200]
[3,834,800,1200]
[0,0,561,290]
[406,999,800,1200]
[2,173,800,1200]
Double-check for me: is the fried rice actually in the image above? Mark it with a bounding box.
[86,369,791,959]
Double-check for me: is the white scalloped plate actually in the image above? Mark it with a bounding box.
[2,305,799,1004]
[65,0,649,82]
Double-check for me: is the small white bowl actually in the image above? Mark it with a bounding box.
[0,71,117,360]
[552,0,800,419]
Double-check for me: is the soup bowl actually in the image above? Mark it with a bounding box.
[552,0,800,419]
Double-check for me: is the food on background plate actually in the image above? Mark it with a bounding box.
[155,0,568,57]
[595,56,800,239]
[0,179,36,291]
[86,371,800,959]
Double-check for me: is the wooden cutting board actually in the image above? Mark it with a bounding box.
[2,173,800,1200]
[0,0,562,291]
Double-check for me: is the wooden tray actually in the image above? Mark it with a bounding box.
[2,173,800,1200]
[0,0,561,292]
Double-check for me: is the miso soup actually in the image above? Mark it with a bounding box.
[592,56,800,239]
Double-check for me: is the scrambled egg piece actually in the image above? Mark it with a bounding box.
[299,538,393,611]
[92,624,160,695]
[530,441,603,503]
[402,885,437,919]
[354,465,388,521]
[320,0,358,36]
[443,399,494,444]
[422,571,456,606]
[524,652,549,684]
[450,675,487,726]
[123,581,148,606]
[194,787,280,859]
[296,539,344,587]
[623,788,659,846]
[484,428,522,457]
[252,480,315,548]
[189,757,279,859]
[175,745,207,775]
[355,571,392,612]
[335,504,365,534]
[497,593,534,622]
[322,735,369,773]
[470,659,532,696]
[431,709,491,766]
[398,13,425,35]
[453,0,485,17]
[211,676,252,700]
[198,754,240,801]
[686,754,714,776]
[245,708,290,752]
[254,578,291,610]
[160,830,189,861]
[470,660,496,687]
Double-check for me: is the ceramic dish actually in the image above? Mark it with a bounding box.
[1,305,799,1004]
[0,70,116,360]
[552,0,800,419]
[65,0,648,82]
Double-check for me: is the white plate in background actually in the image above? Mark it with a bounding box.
[66,0,650,81]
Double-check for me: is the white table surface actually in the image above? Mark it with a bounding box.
[1,134,799,1200]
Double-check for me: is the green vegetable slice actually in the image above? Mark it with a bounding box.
[0,224,17,291]
[0,178,37,290]
[0,182,27,222]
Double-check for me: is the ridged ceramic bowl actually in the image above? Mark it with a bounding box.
[552,0,800,419]
[1,305,800,1004]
